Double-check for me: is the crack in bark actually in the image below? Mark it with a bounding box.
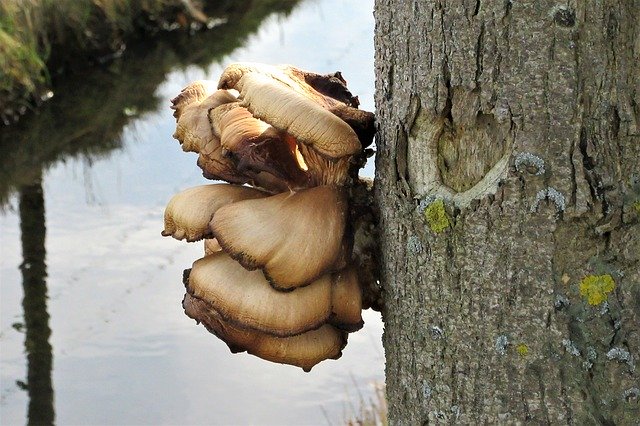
[578,126,603,213]
[474,21,485,89]
[503,0,512,19]
[442,60,453,124]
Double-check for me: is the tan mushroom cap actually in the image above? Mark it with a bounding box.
[211,185,347,290]
[183,293,346,372]
[169,88,252,185]
[218,63,375,147]
[329,267,364,332]
[218,62,347,110]
[296,142,352,186]
[188,253,333,336]
[162,184,268,242]
[204,238,221,255]
[170,80,217,120]
[172,88,237,153]
[210,103,309,188]
[234,72,361,159]
[196,140,249,185]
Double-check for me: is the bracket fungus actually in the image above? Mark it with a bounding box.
[162,62,377,371]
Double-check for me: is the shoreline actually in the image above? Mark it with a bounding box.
[0,0,224,125]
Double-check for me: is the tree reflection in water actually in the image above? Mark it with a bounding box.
[19,178,54,425]
[4,2,302,423]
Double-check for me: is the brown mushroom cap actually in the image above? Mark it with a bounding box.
[218,64,375,148]
[187,253,333,336]
[196,139,250,185]
[284,67,361,108]
[204,238,222,255]
[183,293,346,372]
[217,63,334,107]
[162,184,268,242]
[209,103,309,188]
[234,72,361,159]
[210,185,347,290]
[215,63,375,186]
[169,87,252,185]
[172,88,237,153]
[170,80,217,120]
[329,267,364,332]
[218,63,357,110]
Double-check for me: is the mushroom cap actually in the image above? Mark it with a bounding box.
[187,253,333,336]
[211,185,347,290]
[196,140,250,185]
[285,67,360,107]
[204,238,221,255]
[217,63,332,106]
[172,88,237,153]
[183,293,346,372]
[329,267,364,332]
[218,63,375,148]
[234,72,361,159]
[214,63,376,186]
[218,63,356,109]
[170,80,218,120]
[210,103,309,188]
[328,104,376,149]
[162,184,268,242]
[169,88,258,185]
[296,142,352,186]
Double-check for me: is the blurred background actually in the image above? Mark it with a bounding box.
[0,0,384,424]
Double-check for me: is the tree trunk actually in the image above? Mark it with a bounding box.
[373,0,639,423]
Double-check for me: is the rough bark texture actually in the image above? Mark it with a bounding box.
[374,0,639,423]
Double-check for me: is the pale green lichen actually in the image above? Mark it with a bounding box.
[624,387,640,402]
[607,347,635,371]
[495,335,509,355]
[579,274,615,306]
[516,344,529,357]
[531,187,566,212]
[424,199,450,233]
[633,200,640,215]
[562,339,581,357]
[406,235,423,254]
[514,152,545,175]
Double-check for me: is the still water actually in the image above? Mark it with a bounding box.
[0,1,384,424]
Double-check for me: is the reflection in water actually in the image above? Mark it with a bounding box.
[1,1,382,423]
[3,2,301,423]
[19,178,54,425]
[0,0,301,207]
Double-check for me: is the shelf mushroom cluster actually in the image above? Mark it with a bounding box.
[162,62,375,371]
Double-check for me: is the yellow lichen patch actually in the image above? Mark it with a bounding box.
[424,199,450,233]
[579,274,615,306]
[633,200,640,215]
[516,344,529,357]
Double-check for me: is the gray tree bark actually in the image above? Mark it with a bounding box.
[373,0,639,423]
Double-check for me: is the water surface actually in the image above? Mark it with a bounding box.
[0,1,384,424]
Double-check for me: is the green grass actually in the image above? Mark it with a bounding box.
[0,0,184,122]
[0,1,48,113]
